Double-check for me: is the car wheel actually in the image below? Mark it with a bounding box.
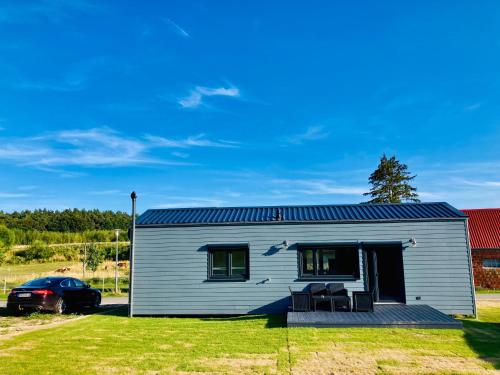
[54,298,66,314]
[92,295,101,308]
[7,305,21,316]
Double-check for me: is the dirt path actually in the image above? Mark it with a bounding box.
[0,313,90,340]
[0,305,125,341]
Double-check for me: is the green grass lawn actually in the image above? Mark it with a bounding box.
[476,288,500,294]
[0,302,498,374]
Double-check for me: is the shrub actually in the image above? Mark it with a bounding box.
[24,240,54,261]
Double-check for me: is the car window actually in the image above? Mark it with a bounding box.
[22,278,57,287]
[60,279,74,288]
[73,279,85,288]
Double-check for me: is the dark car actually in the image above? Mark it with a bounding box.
[7,277,101,314]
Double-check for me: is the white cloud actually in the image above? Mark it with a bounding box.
[178,86,240,108]
[155,197,227,208]
[273,179,366,196]
[196,87,239,97]
[144,134,239,149]
[0,127,240,171]
[171,151,189,158]
[89,189,122,195]
[283,126,330,145]
[178,91,203,108]
[162,17,191,38]
[460,179,500,187]
[417,191,444,200]
[0,192,30,199]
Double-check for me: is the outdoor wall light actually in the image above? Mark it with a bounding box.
[282,240,289,248]
[409,237,417,247]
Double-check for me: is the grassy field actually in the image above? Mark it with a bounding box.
[0,301,498,374]
[476,288,500,294]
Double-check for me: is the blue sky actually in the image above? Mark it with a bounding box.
[0,0,499,213]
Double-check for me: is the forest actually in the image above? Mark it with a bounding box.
[0,209,131,232]
[0,209,132,265]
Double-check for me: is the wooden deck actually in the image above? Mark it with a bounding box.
[287,304,462,329]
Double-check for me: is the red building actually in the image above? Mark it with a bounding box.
[461,208,500,290]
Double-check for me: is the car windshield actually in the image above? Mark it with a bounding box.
[21,278,57,287]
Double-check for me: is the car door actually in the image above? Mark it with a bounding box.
[73,278,92,305]
[60,278,77,305]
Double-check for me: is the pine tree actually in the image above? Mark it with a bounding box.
[364,155,420,203]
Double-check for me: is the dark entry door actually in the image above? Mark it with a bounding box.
[366,244,405,303]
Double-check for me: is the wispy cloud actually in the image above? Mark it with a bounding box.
[178,86,240,109]
[155,197,227,208]
[144,134,240,149]
[458,179,500,188]
[0,127,240,172]
[0,192,30,199]
[0,0,99,24]
[13,56,117,93]
[171,151,189,158]
[283,126,330,145]
[18,185,37,191]
[14,77,87,92]
[162,17,191,38]
[273,178,366,196]
[89,189,122,196]
[464,103,481,111]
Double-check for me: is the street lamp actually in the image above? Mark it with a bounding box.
[115,229,120,294]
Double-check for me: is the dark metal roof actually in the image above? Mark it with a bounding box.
[461,208,500,249]
[136,202,466,226]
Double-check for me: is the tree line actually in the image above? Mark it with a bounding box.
[0,208,131,232]
[0,209,132,265]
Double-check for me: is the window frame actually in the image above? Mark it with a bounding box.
[207,244,250,281]
[297,243,360,281]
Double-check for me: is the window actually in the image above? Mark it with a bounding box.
[298,244,360,280]
[21,278,56,287]
[60,279,73,288]
[208,245,249,281]
[483,259,500,268]
[73,279,85,288]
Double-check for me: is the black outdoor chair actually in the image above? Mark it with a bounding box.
[289,287,310,312]
[326,283,351,312]
[309,283,332,311]
[352,291,374,312]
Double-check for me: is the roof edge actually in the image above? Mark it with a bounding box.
[136,216,467,228]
